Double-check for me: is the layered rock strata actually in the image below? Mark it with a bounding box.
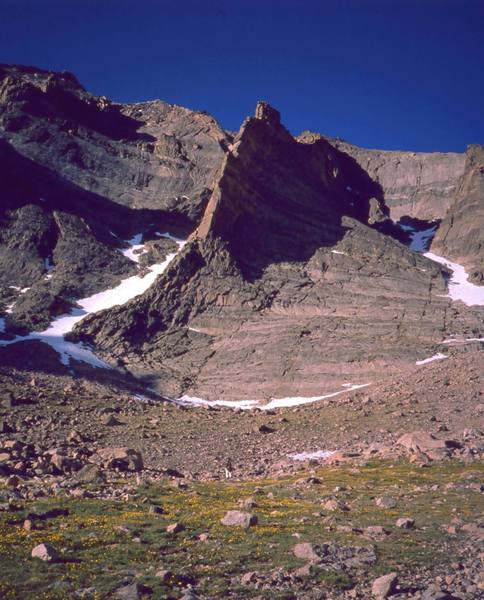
[0,64,229,330]
[74,103,482,401]
[327,137,466,222]
[431,145,484,282]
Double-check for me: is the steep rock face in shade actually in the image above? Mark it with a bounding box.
[0,139,137,331]
[0,64,229,331]
[73,103,482,401]
[431,145,484,283]
[0,64,229,222]
[325,138,466,221]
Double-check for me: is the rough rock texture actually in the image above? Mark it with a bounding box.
[327,137,466,221]
[431,145,484,282]
[220,510,257,528]
[0,64,229,330]
[73,103,483,401]
[0,64,229,220]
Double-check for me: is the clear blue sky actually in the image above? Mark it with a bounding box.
[1,0,483,152]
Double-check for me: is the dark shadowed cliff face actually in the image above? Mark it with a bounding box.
[0,64,230,331]
[320,137,484,280]
[73,103,482,401]
[0,64,229,221]
[431,145,484,283]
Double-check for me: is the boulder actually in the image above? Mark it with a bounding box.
[293,542,326,562]
[372,572,398,598]
[395,517,415,529]
[220,511,257,528]
[31,543,59,562]
[114,583,153,599]
[375,496,397,509]
[166,522,185,534]
[96,447,143,472]
[396,431,448,457]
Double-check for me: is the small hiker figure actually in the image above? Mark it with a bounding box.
[224,458,233,479]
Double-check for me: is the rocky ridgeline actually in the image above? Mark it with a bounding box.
[0,64,228,331]
[73,103,482,401]
[0,64,482,398]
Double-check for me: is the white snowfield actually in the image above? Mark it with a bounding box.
[260,382,371,410]
[177,396,259,410]
[441,337,484,344]
[121,233,149,262]
[397,220,484,307]
[289,450,336,461]
[415,353,448,366]
[176,383,371,411]
[0,232,186,368]
[424,252,484,307]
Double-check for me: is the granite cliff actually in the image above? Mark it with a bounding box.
[0,64,228,331]
[72,104,482,401]
[431,144,484,282]
[0,65,482,402]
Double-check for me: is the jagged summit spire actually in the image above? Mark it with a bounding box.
[254,101,281,126]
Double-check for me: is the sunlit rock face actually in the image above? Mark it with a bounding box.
[73,102,482,401]
[326,137,466,222]
[1,66,482,399]
[431,144,484,283]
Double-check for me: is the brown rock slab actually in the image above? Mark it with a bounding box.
[31,543,59,562]
[372,572,398,598]
[220,511,257,528]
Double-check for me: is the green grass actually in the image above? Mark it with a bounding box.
[0,460,482,599]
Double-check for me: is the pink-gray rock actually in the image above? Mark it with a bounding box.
[396,517,415,529]
[220,511,257,528]
[166,522,185,534]
[293,542,325,562]
[31,542,59,562]
[372,572,398,598]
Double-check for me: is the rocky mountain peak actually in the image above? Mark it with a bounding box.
[254,100,281,126]
[195,102,372,276]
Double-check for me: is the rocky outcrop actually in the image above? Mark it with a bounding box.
[431,145,484,282]
[0,64,229,222]
[73,103,482,401]
[195,102,373,276]
[327,138,466,221]
[0,64,230,331]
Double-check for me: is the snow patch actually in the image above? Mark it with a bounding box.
[176,383,371,411]
[121,233,146,263]
[424,252,484,306]
[0,233,187,369]
[415,353,448,366]
[441,337,484,344]
[289,450,336,461]
[177,395,259,410]
[331,250,346,256]
[262,383,371,410]
[9,287,30,295]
